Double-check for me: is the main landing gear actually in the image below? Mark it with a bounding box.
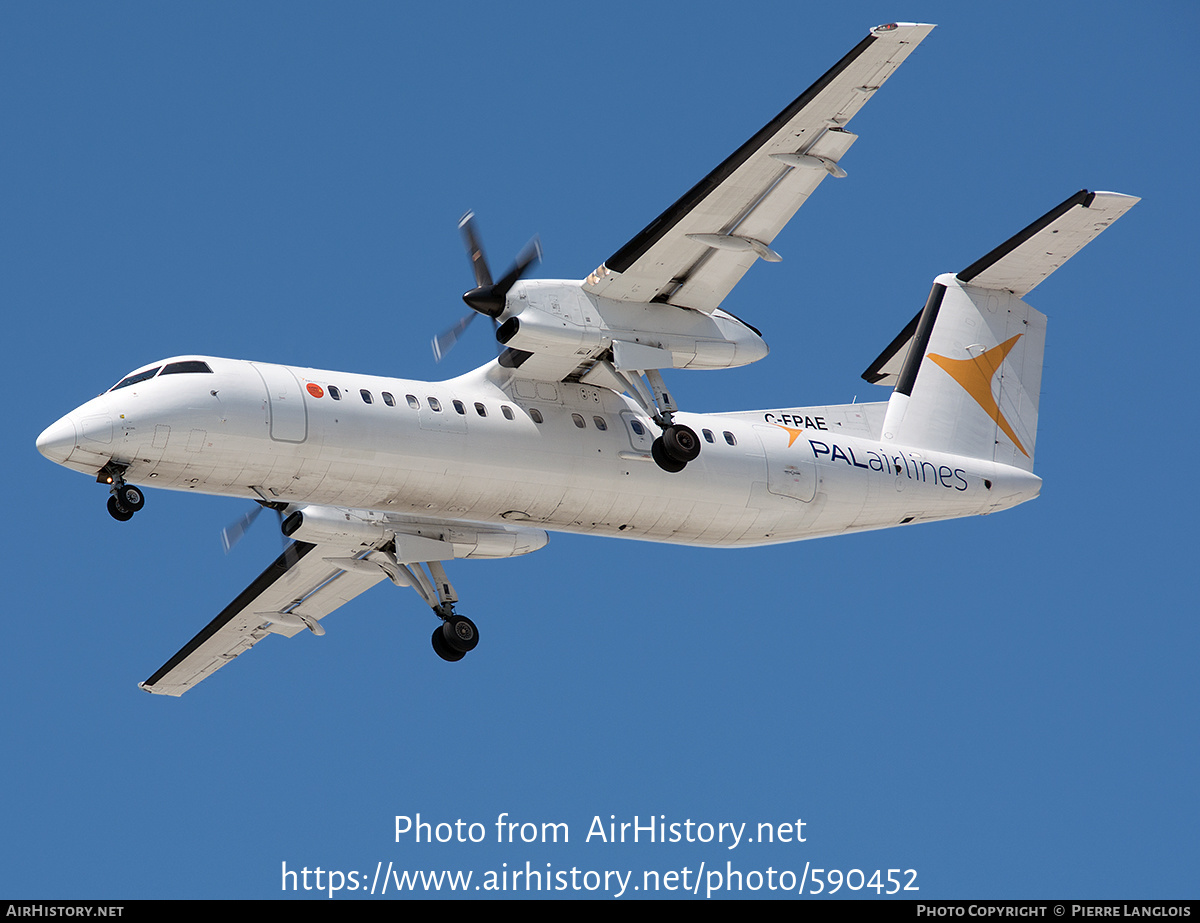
[585,362,700,470]
[638,370,700,473]
[584,362,703,474]
[369,548,480,663]
[413,562,479,663]
[99,464,145,521]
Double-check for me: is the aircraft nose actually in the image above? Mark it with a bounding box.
[36,415,77,465]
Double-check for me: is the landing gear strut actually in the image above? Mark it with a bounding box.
[585,362,702,473]
[99,463,145,521]
[371,548,481,663]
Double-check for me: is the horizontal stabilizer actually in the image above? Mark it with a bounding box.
[863,189,1138,386]
[957,189,1139,296]
[861,306,922,386]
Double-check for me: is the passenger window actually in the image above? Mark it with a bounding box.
[428,397,442,412]
[406,394,419,410]
[329,386,342,401]
[530,408,543,424]
[474,402,487,417]
[630,419,645,436]
[501,405,514,420]
[453,400,465,415]
[572,413,585,428]
[593,415,607,431]
[382,392,395,407]
[703,429,714,443]
[724,431,737,446]
[360,389,373,404]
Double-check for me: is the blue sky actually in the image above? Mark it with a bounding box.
[4,1,1195,900]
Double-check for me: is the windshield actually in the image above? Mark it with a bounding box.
[109,360,212,391]
[110,367,160,391]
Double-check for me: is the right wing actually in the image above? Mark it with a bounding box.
[583,22,934,314]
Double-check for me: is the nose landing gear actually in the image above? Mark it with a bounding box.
[99,463,145,521]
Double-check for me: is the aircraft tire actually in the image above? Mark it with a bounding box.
[431,625,466,662]
[662,425,701,462]
[443,615,479,653]
[118,484,145,512]
[651,437,686,473]
[107,496,134,522]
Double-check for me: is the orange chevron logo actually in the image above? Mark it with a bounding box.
[928,334,1029,458]
[772,424,805,447]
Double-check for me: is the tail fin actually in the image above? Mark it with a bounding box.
[863,190,1138,470]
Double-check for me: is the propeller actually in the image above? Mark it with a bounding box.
[221,502,287,554]
[431,212,541,362]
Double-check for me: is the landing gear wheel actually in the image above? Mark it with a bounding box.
[117,484,145,512]
[107,496,134,522]
[662,424,701,462]
[442,615,479,653]
[431,625,466,662]
[652,437,686,473]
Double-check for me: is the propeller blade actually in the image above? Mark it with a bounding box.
[432,311,478,362]
[221,503,290,553]
[458,211,493,289]
[496,236,542,295]
[274,507,288,552]
[221,505,263,554]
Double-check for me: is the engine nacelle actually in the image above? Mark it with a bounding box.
[281,506,389,546]
[442,523,548,559]
[501,279,767,370]
[496,311,602,358]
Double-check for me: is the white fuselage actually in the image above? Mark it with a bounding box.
[38,356,1041,547]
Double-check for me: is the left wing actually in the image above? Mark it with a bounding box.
[583,22,934,313]
[140,509,547,695]
[139,539,391,696]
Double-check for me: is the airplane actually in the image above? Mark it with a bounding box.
[36,22,1137,696]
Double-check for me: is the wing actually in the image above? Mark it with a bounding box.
[139,539,390,696]
[583,22,934,313]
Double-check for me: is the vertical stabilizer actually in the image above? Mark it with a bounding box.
[880,277,1045,470]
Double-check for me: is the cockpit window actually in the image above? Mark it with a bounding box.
[160,360,213,375]
[110,367,161,391]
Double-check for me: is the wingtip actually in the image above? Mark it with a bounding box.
[1090,191,1141,206]
[872,22,937,34]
